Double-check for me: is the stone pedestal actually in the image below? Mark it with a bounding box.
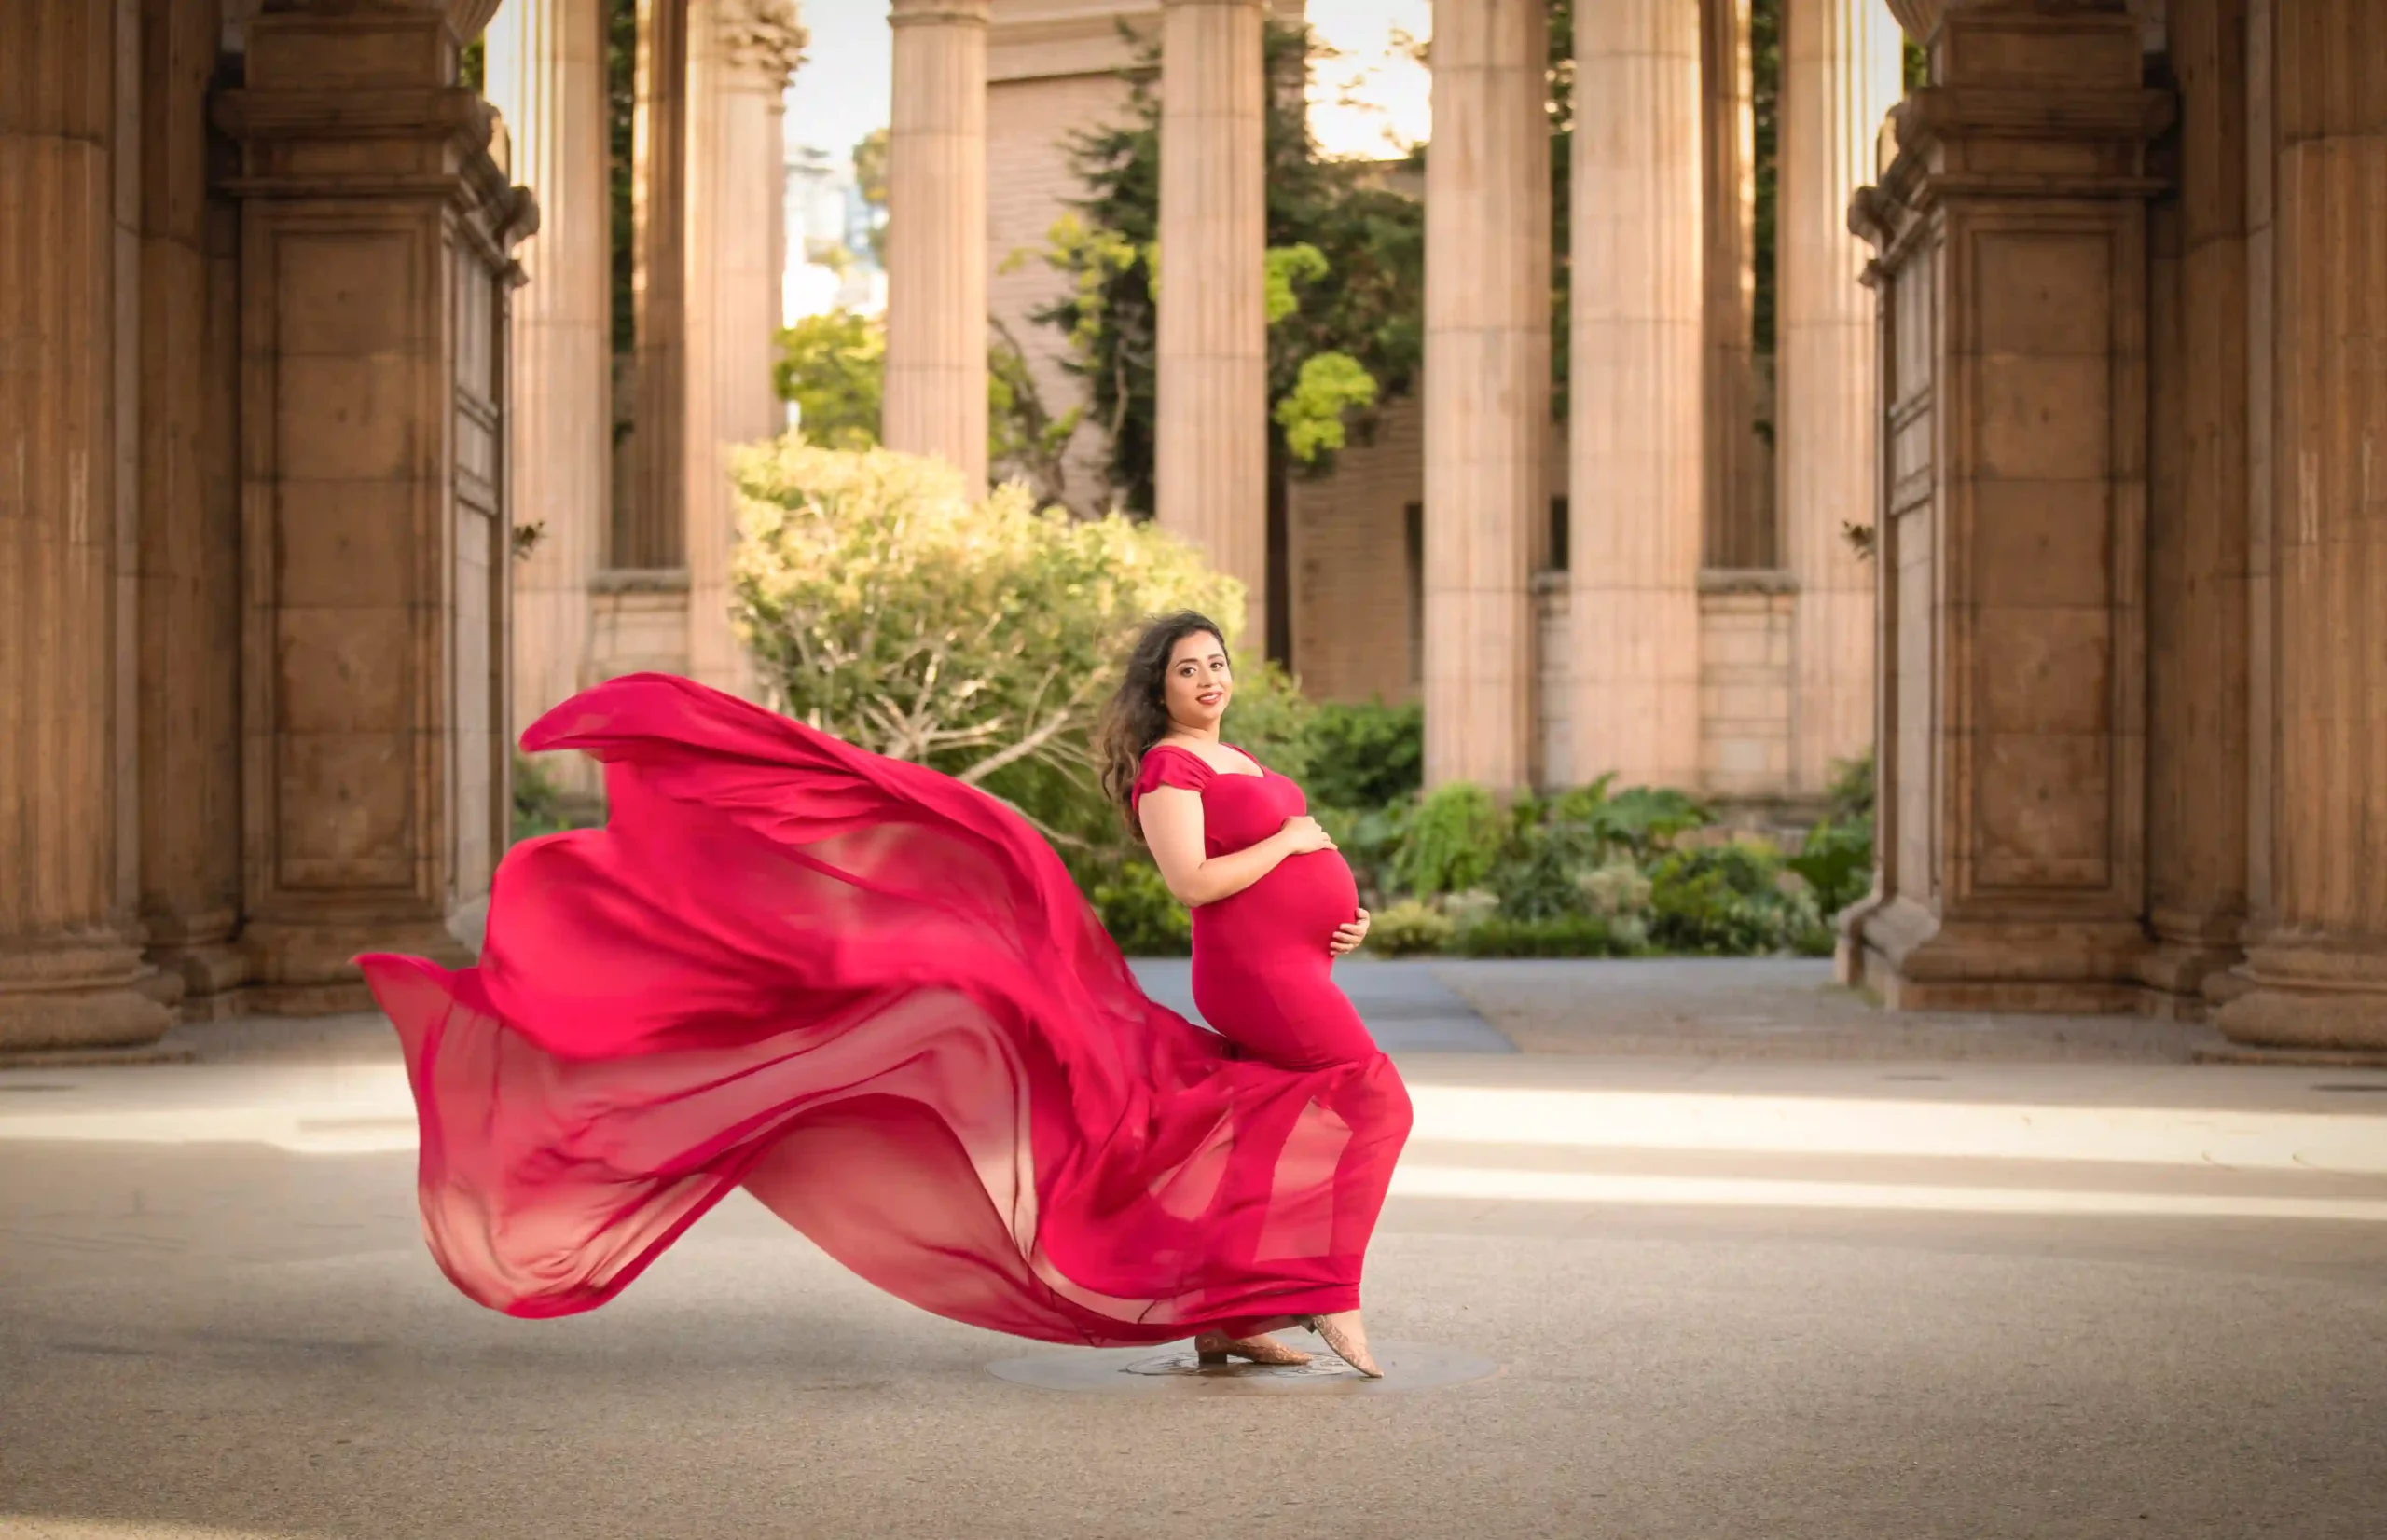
[681,0,802,700]
[0,0,174,1052]
[1155,0,1268,643]
[1779,0,1905,795]
[216,2,533,1012]
[1842,2,2170,1011]
[1570,0,1705,791]
[137,0,251,1019]
[2217,0,2387,1052]
[487,0,612,786]
[1421,0,1548,791]
[884,0,990,492]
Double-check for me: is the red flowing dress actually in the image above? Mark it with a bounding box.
[357,673,1411,1346]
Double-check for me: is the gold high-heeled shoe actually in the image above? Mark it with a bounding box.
[1194,1331,1313,1367]
[1301,1313,1384,1378]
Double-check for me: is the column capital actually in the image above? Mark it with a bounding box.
[890,0,990,27]
[1885,0,2130,42]
[723,0,807,89]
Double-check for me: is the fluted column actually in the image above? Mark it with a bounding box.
[137,0,249,1017]
[1156,0,1267,643]
[2219,0,2387,1052]
[1571,0,1705,791]
[1779,0,1905,794]
[1422,0,1549,791]
[682,0,803,699]
[0,0,172,1052]
[2141,0,2251,1011]
[884,0,989,491]
[624,0,687,569]
[487,0,612,786]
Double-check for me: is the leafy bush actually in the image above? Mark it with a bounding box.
[1451,914,1626,959]
[1787,818,1873,920]
[1221,662,1319,788]
[1489,817,1604,921]
[1315,800,1409,909]
[1301,699,1423,809]
[1441,888,1500,931]
[1395,782,1505,897]
[730,438,1237,847]
[1825,750,1876,824]
[1788,750,1878,923]
[1648,843,1824,956]
[511,753,600,844]
[1577,859,1654,920]
[1367,899,1455,957]
[1088,856,1193,956]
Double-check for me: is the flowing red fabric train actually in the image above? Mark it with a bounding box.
[356,673,1409,1344]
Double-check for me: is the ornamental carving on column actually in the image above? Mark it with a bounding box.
[724,0,807,90]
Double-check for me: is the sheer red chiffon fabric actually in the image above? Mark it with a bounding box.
[357,673,1406,1345]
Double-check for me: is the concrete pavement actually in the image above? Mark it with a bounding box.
[4,984,2386,1539]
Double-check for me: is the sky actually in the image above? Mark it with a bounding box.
[780,0,1433,169]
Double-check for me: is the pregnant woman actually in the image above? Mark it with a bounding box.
[357,613,1411,1377]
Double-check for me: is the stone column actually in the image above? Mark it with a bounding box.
[623,0,687,570]
[1704,0,1767,571]
[1842,0,2168,1011]
[2218,0,2387,1052]
[487,0,612,786]
[1422,0,1549,791]
[1156,0,1268,644]
[1779,0,1905,795]
[2141,0,2251,1013]
[1571,0,1706,791]
[216,0,534,1012]
[681,0,802,701]
[135,0,250,1018]
[884,0,990,491]
[0,0,174,1052]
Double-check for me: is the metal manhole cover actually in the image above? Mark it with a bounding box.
[987,1341,1498,1395]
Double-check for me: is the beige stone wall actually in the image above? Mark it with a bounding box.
[987,67,1134,510]
[1286,397,1423,707]
[1699,579,1798,798]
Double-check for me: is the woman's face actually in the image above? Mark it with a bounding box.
[1162,631,1232,733]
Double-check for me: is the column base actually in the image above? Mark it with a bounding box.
[143,908,255,1022]
[2136,909,2248,1023]
[0,936,177,1052]
[2215,936,2387,1053]
[1848,896,2151,1014]
[241,916,475,1017]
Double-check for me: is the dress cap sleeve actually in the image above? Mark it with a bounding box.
[1133,744,1214,804]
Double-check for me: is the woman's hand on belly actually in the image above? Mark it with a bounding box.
[1329,907,1372,956]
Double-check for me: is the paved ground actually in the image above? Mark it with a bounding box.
[1129,957,1516,1053]
[5,966,2386,1539]
[1437,957,2235,1061]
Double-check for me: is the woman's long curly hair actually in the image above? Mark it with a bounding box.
[1096,611,1230,842]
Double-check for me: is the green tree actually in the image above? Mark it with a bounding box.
[852,127,890,266]
[1028,21,1425,519]
[772,309,1083,502]
[729,440,1239,845]
[773,310,885,449]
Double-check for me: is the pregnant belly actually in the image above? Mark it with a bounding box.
[1201,850,1359,953]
